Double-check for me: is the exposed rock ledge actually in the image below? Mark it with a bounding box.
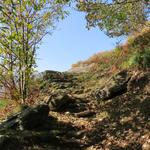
[0,104,87,150]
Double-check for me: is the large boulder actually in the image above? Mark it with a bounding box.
[0,104,50,131]
[19,104,49,130]
[48,94,74,111]
[47,92,87,113]
[0,103,87,149]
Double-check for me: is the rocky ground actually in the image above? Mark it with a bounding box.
[0,69,149,150]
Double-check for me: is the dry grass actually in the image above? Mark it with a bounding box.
[0,99,20,120]
[71,27,150,74]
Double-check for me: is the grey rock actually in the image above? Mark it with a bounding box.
[43,70,71,82]
[19,104,49,130]
[93,70,130,101]
[48,92,87,113]
[0,104,50,131]
[0,112,20,130]
[48,93,75,112]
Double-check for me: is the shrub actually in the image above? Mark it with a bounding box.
[128,48,150,68]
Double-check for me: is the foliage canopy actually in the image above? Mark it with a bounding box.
[77,0,150,37]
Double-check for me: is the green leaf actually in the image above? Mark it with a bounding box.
[27,24,33,29]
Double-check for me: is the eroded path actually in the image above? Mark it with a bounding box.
[0,70,149,150]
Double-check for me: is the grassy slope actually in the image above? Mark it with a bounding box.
[70,27,150,92]
[68,28,150,149]
[0,28,149,150]
[72,27,150,72]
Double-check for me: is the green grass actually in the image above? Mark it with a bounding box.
[0,99,9,109]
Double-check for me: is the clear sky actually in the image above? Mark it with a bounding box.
[37,9,122,72]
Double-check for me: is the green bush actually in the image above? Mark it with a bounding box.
[142,48,150,68]
[128,48,150,68]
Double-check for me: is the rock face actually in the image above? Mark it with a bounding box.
[93,70,131,101]
[0,70,149,150]
[40,70,84,97]
[47,92,87,113]
[43,70,71,82]
[0,104,87,149]
[0,104,49,131]
[48,93,75,111]
[93,70,150,101]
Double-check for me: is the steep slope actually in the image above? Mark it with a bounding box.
[0,28,149,150]
[71,27,150,73]
[0,69,149,150]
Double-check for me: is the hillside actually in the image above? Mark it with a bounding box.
[71,27,150,73]
[68,27,150,93]
[0,29,149,150]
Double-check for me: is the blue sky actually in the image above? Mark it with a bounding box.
[37,9,122,72]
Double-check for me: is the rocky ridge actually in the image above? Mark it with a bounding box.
[0,69,149,150]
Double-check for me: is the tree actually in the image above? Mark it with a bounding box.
[0,0,68,102]
[77,0,150,37]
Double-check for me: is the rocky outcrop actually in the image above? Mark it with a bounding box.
[0,70,149,150]
[47,92,88,113]
[93,70,131,101]
[0,104,49,131]
[40,70,85,97]
[0,104,87,149]
[6,106,44,130]
[92,70,150,101]
[127,71,150,94]
[42,70,73,82]
[18,104,49,130]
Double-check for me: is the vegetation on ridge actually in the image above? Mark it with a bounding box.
[72,27,150,73]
